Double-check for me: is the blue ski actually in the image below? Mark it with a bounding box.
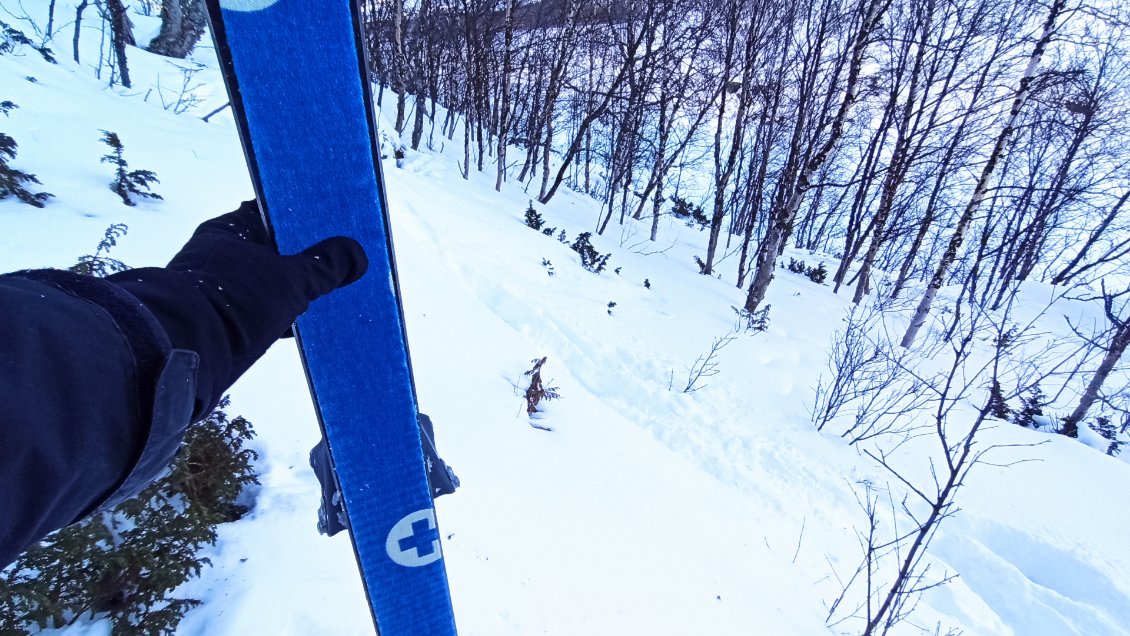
[204,1,457,633]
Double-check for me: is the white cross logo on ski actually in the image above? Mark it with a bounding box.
[386,509,442,567]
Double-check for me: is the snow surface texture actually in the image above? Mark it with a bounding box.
[2,3,1128,634]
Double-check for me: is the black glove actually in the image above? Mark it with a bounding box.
[109,200,368,420]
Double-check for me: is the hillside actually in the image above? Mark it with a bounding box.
[2,3,1129,634]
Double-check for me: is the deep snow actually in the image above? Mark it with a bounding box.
[2,3,1129,634]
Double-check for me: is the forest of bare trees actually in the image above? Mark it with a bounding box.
[361,0,1129,424]
[0,1,1125,631]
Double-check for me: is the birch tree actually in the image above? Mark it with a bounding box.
[1062,283,1130,437]
[743,0,890,313]
[495,0,514,190]
[901,0,1067,348]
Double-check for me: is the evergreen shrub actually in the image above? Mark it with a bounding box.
[570,232,611,273]
[733,304,771,332]
[0,19,56,63]
[1012,385,1046,429]
[1089,416,1126,456]
[0,100,51,208]
[806,262,828,284]
[69,224,130,277]
[670,195,708,229]
[524,201,544,230]
[101,131,162,206]
[0,399,259,635]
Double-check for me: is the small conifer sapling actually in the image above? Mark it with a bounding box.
[670,195,708,229]
[733,304,771,332]
[987,379,1011,420]
[0,132,52,207]
[1088,416,1125,456]
[1012,385,1047,429]
[570,232,611,273]
[1,101,52,207]
[101,131,162,206]
[69,224,130,277]
[524,200,544,230]
[806,262,828,284]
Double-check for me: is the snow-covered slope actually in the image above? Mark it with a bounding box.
[3,5,1129,634]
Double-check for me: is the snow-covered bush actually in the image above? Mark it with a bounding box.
[569,232,611,274]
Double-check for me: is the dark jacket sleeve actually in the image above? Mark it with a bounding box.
[0,270,198,567]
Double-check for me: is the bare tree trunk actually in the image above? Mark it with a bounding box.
[107,0,134,88]
[459,0,478,176]
[462,110,471,179]
[517,62,544,183]
[744,0,889,313]
[890,74,987,299]
[1062,286,1130,437]
[147,0,207,59]
[393,0,407,136]
[852,0,933,304]
[831,103,894,293]
[703,0,762,274]
[988,99,1096,309]
[533,0,584,198]
[409,0,434,151]
[495,0,514,191]
[73,0,89,64]
[539,19,647,205]
[735,91,781,287]
[46,0,57,39]
[901,0,1065,348]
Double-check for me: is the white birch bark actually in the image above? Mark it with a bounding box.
[900,0,1066,348]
